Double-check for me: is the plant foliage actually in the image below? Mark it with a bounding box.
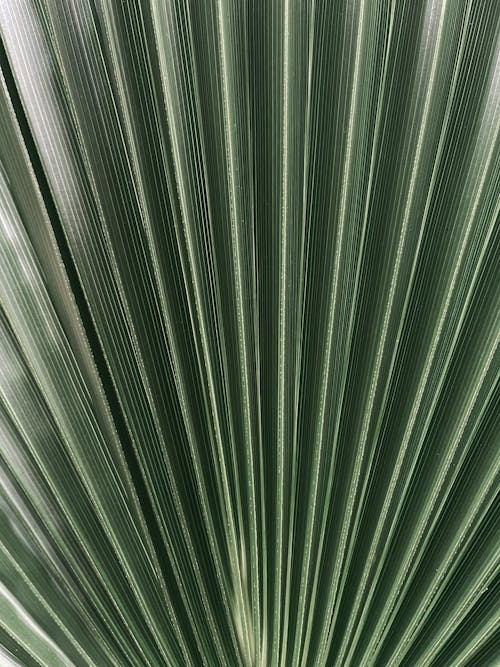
[0,1,499,665]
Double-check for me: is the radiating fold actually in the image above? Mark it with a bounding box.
[0,0,498,665]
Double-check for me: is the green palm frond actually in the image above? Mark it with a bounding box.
[0,1,498,665]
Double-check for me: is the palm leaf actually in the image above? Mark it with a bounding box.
[0,1,498,665]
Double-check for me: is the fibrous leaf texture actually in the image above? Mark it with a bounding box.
[0,1,498,666]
